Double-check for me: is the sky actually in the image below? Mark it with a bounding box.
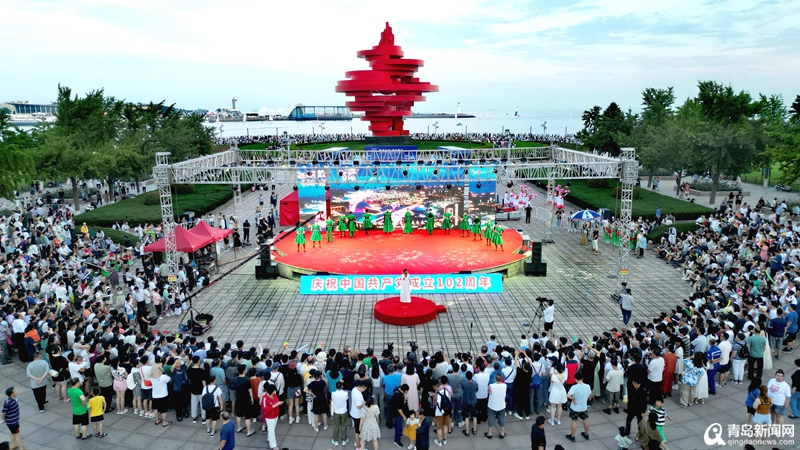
[1,0,799,116]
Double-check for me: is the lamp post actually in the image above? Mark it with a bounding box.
[283,131,289,160]
[541,121,547,144]
[433,121,439,135]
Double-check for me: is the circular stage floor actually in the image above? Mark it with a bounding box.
[273,228,526,275]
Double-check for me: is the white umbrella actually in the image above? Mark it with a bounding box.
[570,210,601,221]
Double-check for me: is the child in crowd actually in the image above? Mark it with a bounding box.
[650,398,672,444]
[88,388,108,438]
[403,410,419,450]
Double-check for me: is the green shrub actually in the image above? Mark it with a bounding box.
[646,223,700,242]
[98,227,140,246]
[688,182,742,192]
[611,186,643,200]
[586,179,610,189]
[143,191,160,205]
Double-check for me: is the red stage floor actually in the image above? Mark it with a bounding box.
[374,296,446,326]
[273,229,526,275]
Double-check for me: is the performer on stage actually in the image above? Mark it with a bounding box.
[483,219,494,246]
[460,213,470,237]
[492,224,504,251]
[425,209,434,235]
[442,210,452,234]
[363,211,373,235]
[347,212,356,237]
[337,216,347,238]
[471,215,482,241]
[382,210,394,234]
[403,211,413,234]
[325,216,334,243]
[294,221,306,252]
[310,221,322,248]
[399,269,411,303]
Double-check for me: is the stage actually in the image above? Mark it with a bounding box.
[272,228,527,277]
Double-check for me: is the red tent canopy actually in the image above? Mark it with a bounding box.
[143,225,215,253]
[191,221,233,242]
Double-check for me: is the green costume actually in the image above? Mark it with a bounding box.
[311,224,322,242]
[347,213,356,237]
[363,212,373,233]
[294,228,306,245]
[325,219,334,242]
[425,212,434,234]
[442,212,452,231]
[403,211,413,234]
[382,210,394,233]
[492,226,504,246]
[337,218,347,232]
[459,214,470,231]
[483,220,494,245]
[471,215,482,235]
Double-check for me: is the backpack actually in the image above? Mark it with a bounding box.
[737,342,749,359]
[530,365,543,390]
[434,390,452,415]
[202,386,218,411]
[285,363,302,388]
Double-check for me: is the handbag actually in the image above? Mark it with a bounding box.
[141,368,152,387]
[126,372,136,390]
[5,335,12,346]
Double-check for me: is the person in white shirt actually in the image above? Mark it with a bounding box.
[473,364,491,424]
[767,370,792,425]
[331,382,349,446]
[201,375,224,436]
[717,336,732,387]
[485,373,507,438]
[543,299,555,331]
[647,348,665,402]
[350,382,367,450]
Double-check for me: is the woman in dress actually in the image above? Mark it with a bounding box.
[694,352,709,405]
[382,210,394,234]
[403,211,413,234]
[111,358,129,415]
[471,215,482,240]
[325,216,334,243]
[310,222,322,249]
[399,269,412,304]
[305,370,329,432]
[294,222,306,253]
[359,396,381,450]
[337,216,347,238]
[401,364,421,412]
[363,211,373,235]
[484,220,494,247]
[548,363,567,426]
[493,225,504,251]
[425,210,435,234]
[460,213,470,237]
[442,211,452,234]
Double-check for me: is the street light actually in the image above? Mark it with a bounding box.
[433,121,439,135]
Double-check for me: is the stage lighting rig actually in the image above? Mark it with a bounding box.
[292,185,298,191]
[476,182,482,188]
[354,185,360,191]
[385,184,391,191]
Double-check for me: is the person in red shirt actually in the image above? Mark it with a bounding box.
[260,384,283,450]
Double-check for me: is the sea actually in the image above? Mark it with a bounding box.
[206,108,587,139]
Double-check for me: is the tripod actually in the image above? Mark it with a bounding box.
[527,301,546,333]
[178,297,201,335]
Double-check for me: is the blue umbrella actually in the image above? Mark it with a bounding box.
[570,210,601,221]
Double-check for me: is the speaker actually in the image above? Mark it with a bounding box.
[599,208,613,221]
[459,270,472,274]
[255,264,278,279]
[260,245,271,264]
[530,241,543,263]
[524,261,547,277]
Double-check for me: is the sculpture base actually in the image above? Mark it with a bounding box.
[364,136,415,145]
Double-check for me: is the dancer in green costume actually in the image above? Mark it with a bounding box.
[310,222,322,248]
[603,223,611,244]
[612,223,620,246]
[425,209,434,234]
[382,210,394,234]
[492,224,504,251]
[363,211,373,235]
[471,215,482,240]
[403,211,413,234]
[442,211,452,234]
[460,213,470,237]
[483,220,494,246]
[294,222,306,252]
[325,217,334,243]
[347,212,356,237]
[337,216,347,238]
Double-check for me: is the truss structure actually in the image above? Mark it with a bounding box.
[155,145,637,287]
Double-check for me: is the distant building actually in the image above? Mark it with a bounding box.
[287,104,352,121]
[0,101,58,115]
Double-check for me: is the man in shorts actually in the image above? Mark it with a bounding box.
[68,378,92,440]
[485,373,507,439]
[433,378,452,446]
[202,375,224,436]
[350,382,367,450]
[461,370,478,437]
[565,372,592,442]
[1,387,22,450]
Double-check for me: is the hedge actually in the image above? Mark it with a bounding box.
[530,179,713,220]
[98,227,140,246]
[75,184,237,227]
[646,223,700,242]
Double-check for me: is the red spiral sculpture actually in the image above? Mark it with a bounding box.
[336,22,438,136]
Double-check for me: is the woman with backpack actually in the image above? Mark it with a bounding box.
[513,352,532,419]
[730,333,749,385]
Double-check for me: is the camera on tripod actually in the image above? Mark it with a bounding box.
[536,297,549,310]
[385,342,394,355]
[408,340,418,352]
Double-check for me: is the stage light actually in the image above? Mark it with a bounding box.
[436,159,443,165]
[373,161,381,166]
[324,185,330,191]
[418,160,425,165]
[333,160,340,166]
[476,182,482,188]
[416,184,422,190]
[306,171,313,176]
[312,159,319,165]
[385,184,391,191]
[507,180,514,188]
[395,160,402,166]
[402,170,408,176]
[457,159,464,165]
[479,158,486,164]
[292,185,298,191]
[433,169,438,175]
[446,183,452,189]
[338,170,344,176]
[289,160,297,166]
[354,185,360,191]
[493,169,498,174]
[520,157,527,163]
[267,159,275,166]
[501,158,508,163]
[353,161,360,166]
[463,169,468,175]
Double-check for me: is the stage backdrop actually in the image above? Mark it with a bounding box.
[299,273,503,295]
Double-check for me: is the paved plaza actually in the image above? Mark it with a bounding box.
[0,180,796,450]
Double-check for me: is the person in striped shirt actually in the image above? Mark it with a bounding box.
[1,387,22,450]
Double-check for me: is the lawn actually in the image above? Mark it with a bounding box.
[75,185,236,227]
[741,164,799,190]
[536,180,713,220]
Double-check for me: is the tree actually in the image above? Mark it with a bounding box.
[632,87,678,187]
[0,110,37,199]
[577,102,637,156]
[680,82,764,204]
[754,94,789,186]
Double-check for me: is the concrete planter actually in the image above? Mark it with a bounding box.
[688,189,749,197]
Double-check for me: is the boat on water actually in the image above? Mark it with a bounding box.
[7,113,56,126]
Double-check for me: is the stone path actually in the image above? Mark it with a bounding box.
[1,180,796,450]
